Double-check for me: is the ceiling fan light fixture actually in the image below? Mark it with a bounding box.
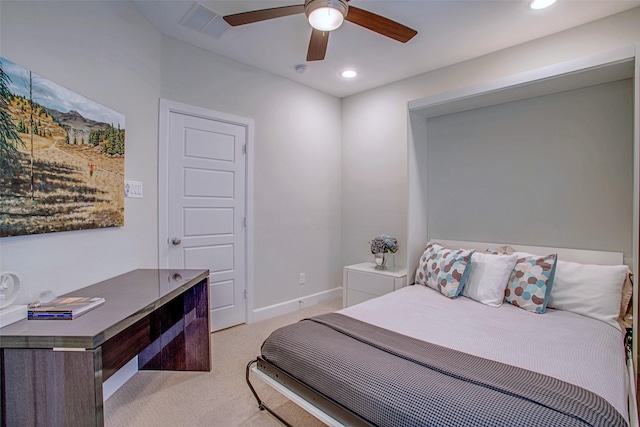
[305,0,348,32]
[308,7,343,31]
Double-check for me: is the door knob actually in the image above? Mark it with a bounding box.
[171,237,182,246]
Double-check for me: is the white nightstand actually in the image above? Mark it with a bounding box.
[342,262,408,308]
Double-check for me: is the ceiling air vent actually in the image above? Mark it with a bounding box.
[180,3,230,39]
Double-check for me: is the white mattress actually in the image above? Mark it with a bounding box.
[339,285,629,422]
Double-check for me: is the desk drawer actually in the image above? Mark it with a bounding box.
[347,270,395,296]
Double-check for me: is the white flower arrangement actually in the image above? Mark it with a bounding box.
[370,234,399,254]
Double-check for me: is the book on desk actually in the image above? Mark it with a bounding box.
[28,296,105,320]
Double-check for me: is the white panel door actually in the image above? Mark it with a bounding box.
[167,111,246,331]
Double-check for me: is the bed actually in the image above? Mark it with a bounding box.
[246,241,637,427]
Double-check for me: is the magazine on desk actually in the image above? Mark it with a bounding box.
[27,296,105,320]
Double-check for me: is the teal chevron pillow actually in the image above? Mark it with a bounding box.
[415,242,474,298]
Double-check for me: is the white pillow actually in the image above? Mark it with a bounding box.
[462,252,518,307]
[547,260,627,330]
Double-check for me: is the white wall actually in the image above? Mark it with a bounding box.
[2,0,639,314]
[341,7,640,269]
[0,1,342,312]
[160,37,343,308]
[0,1,162,304]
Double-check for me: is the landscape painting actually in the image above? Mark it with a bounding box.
[0,57,125,238]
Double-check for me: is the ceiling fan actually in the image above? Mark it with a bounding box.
[223,0,418,61]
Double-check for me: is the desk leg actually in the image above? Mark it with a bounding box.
[184,276,210,371]
[139,278,210,372]
[1,347,103,427]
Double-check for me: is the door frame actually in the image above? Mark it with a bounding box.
[158,98,254,324]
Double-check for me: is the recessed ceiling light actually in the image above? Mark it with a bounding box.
[341,70,357,78]
[530,0,557,10]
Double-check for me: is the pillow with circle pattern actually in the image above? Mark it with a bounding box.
[415,242,474,298]
[504,252,557,313]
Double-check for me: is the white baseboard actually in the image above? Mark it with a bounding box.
[103,356,138,401]
[252,287,342,323]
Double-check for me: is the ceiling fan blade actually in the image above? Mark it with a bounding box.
[307,29,329,61]
[345,6,417,43]
[223,5,305,26]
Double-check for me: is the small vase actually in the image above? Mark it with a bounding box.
[374,252,387,270]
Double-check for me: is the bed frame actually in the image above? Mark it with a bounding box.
[247,241,638,427]
[246,357,370,427]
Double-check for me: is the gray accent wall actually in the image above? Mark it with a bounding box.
[425,79,634,256]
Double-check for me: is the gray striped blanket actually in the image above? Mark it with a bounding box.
[261,313,627,427]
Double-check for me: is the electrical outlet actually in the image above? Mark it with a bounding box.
[299,273,305,285]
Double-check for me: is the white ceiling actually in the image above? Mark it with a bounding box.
[133,0,640,98]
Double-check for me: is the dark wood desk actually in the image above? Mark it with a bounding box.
[0,269,210,427]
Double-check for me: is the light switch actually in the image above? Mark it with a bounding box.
[124,180,143,198]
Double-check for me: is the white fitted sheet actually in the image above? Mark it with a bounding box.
[339,285,629,422]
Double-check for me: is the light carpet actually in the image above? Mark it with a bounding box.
[104,299,341,427]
